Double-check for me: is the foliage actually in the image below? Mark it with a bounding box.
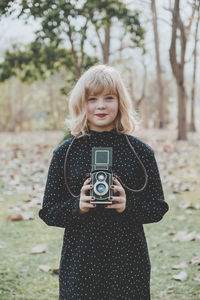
[0,41,74,83]
[0,0,144,84]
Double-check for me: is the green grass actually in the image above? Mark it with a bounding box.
[1,188,200,299]
[145,188,200,300]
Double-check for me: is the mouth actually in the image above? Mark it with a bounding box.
[95,114,108,118]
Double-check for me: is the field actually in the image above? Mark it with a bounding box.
[0,130,200,300]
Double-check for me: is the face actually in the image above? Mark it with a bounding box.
[86,89,119,132]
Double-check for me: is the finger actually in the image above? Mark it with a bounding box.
[108,197,125,203]
[83,177,91,185]
[81,184,93,195]
[105,204,124,209]
[82,203,96,208]
[113,177,121,186]
[80,196,95,202]
[111,185,125,195]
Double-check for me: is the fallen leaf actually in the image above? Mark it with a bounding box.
[21,211,34,220]
[7,214,23,221]
[172,231,196,242]
[167,194,176,201]
[179,202,200,210]
[172,262,187,269]
[185,210,195,215]
[171,254,180,258]
[194,274,200,282]
[161,232,169,236]
[38,264,51,272]
[191,257,200,265]
[173,271,188,281]
[195,234,200,240]
[31,244,48,254]
[173,215,186,221]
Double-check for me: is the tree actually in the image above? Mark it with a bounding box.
[87,0,145,64]
[190,0,200,132]
[151,0,165,128]
[169,0,196,140]
[0,0,144,83]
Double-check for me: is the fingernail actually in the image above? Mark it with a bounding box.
[93,204,96,207]
[110,197,113,200]
[91,196,95,200]
[90,185,93,188]
[111,185,114,188]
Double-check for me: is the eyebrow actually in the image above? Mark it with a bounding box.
[88,94,115,97]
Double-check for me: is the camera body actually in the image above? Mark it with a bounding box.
[90,147,113,205]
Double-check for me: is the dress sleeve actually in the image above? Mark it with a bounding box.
[115,151,169,225]
[38,150,87,228]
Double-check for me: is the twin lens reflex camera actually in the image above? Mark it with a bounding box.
[89,147,113,205]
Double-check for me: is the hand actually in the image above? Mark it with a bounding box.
[105,177,126,213]
[79,177,96,214]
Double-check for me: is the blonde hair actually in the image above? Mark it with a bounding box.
[65,64,140,137]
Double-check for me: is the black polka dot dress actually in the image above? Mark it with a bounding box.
[39,129,169,300]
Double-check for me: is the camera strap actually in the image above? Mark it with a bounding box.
[63,134,148,198]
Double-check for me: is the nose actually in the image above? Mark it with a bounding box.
[96,98,106,109]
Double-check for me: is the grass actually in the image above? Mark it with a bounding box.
[0,131,200,300]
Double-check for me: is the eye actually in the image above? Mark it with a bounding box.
[106,96,114,100]
[88,97,96,101]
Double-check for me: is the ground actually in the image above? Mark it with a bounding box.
[0,129,200,300]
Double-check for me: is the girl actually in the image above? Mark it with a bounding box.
[39,64,169,300]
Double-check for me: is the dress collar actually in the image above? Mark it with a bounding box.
[87,128,118,136]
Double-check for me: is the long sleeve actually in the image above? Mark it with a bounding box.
[115,151,169,225]
[38,150,87,228]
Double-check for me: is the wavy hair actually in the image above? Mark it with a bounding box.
[65,64,141,137]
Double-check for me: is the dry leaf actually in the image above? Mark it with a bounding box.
[173,215,186,221]
[7,214,23,221]
[195,234,200,240]
[194,274,200,282]
[191,257,200,265]
[31,244,48,254]
[167,194,176,201]
[173,271,188,281]
[21,211,34,220]
[179,202,200,210]
[38,264,51,272]
[172,262,187,269]
[171,254,180,258]
[172,231,196,242]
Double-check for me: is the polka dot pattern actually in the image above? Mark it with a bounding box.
[39,128,169,299]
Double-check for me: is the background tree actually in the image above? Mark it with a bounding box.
[190,0,200,132]
[0,0,144,82]
[169,0,196,140]
[151,0,165,128]
[87,0,145,64]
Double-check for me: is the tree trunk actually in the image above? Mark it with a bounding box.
[103,26,110,64]
[177,83,187,140]
[151,0,165,128]
[169,0,187,140]
[190,1,200,132]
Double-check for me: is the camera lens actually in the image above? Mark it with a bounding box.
[96,183,106,194]
[96,172,106,181]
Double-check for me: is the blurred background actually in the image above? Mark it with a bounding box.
[0,1,200,299]
[0,0,199,140]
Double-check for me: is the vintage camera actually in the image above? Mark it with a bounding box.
[90,147,113,205]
